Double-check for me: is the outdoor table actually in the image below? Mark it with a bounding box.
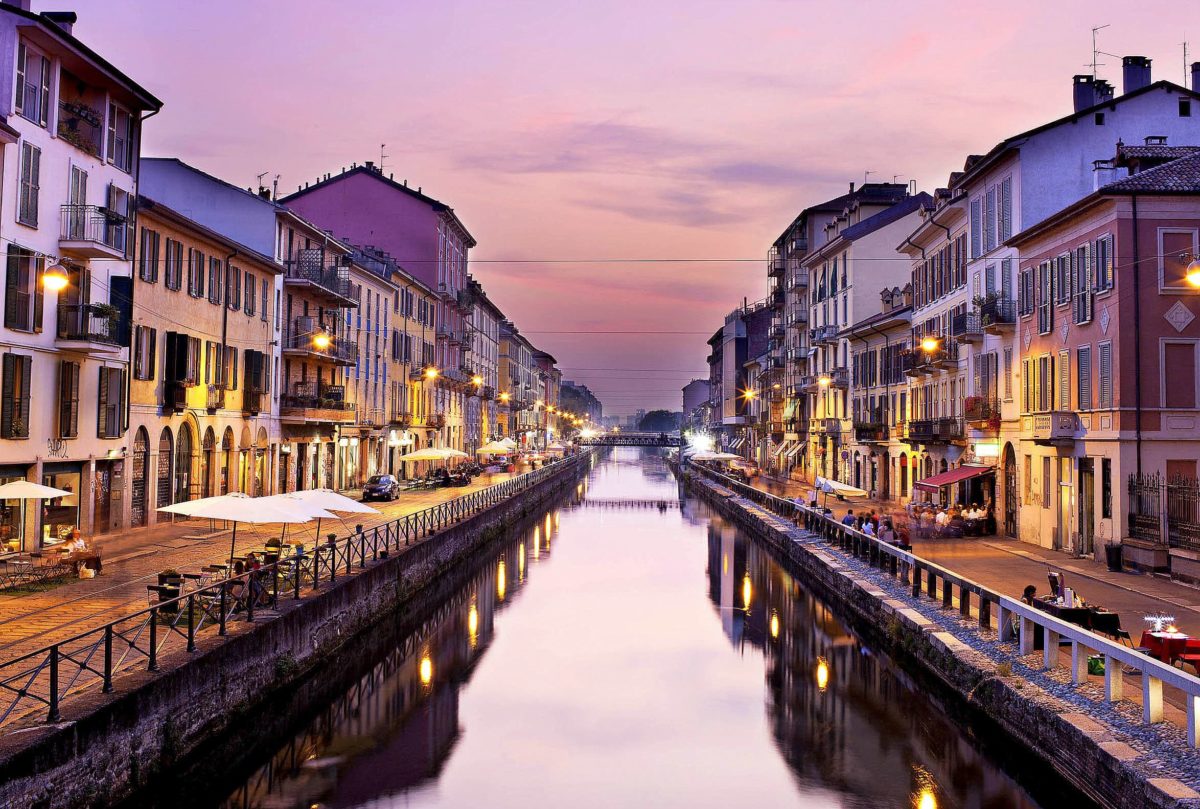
[1140,630,1190,663]
[1037,598,1093,630]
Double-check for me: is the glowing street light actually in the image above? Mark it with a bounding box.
[818,375,831,387]
[472,374,484,386]
[42,265,69,292]
[920,335,940,353]
[424,366,440,380]
[499,392,511,403]
[419,655,433,685]
[816,657,830,691]
[312,332,332,350]
[1187,255,1200,287]
[742,388,758,401]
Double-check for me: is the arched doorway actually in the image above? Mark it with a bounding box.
[175,423,194,505]
[1003,443,1018,537]
[239,426,253,495]
[156,428,173,510]
[222,427,234,494]
[899,454,909,499]
[255,427,269,495]
[201,428,216,498]
[132,428,149,527]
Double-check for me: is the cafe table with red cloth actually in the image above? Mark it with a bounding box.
[1140,630,1193,663]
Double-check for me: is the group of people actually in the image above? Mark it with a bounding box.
[909,501,995,538]
[796,502,912,549]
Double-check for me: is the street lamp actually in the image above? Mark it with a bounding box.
[1186,255,1200,288]
[499,392,511,403]
[742,389,758,401]
[920,335,940,353]
[472,374,483,386]
[818,375,831,387]
[312,331,332,350]
[424,366,440,380]
[42,265,69,292]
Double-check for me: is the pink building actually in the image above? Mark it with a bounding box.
[1008,142,1200,578]
[281,164,477,450]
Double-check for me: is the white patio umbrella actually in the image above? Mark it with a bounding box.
[262,492,360,546]
[500,437,518,449]
[402,447,455,462]
[441,448,469,459]
[0,481,73,500]
[813,476,868,508]
[476,441,510,455]
[285,488,379,515]
[158,493,321,566]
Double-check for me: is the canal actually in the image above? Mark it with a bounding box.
[132,448,1090,809]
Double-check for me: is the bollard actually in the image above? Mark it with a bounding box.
[959,585,970,617]
[1104,655,1123,702]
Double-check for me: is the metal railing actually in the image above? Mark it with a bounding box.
[685,461,1200,746]
[56,303,120,345]
[980,297,1016,330]
[0,452,591,729]
[60,204,126,252]
[284,250,359,303]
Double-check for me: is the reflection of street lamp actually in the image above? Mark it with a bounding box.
[816,657,830,691]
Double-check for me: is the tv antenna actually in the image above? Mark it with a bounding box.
[1185,41,1191,85]
[863,170,875,184]
[1089,24,1117,79]
[380,143,389,173]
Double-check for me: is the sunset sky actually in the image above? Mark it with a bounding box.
[73,0,1195,414]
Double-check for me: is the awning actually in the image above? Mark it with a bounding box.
[786,442,805,458]
[782,401,796,419]
[774,441,793,457]
[914,464,994,493]
[728,437,744,450]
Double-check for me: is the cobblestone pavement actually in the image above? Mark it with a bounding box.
[0,472,516,661]
[749,472,1200,639]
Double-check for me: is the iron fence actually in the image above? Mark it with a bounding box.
[1128,473,1164,544]
[1167,475,1200,551]
[0,452,590,730]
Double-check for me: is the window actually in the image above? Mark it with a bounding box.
[18,143,40,227]
[1042,456,1051,509]
[1018,267,1035,316]
[1094,112,1105,125]
[163,239,182,291]
[223,347,239,390]
[1058,350,1070,410]
[1101,458,1112,518]
[1054,254,1071,304]
[107,104,134,173]
[1159,229,1200,290]
[1098,341,1113,409]
[1072,244,1092,324]
[244,272,255,317]
[1164,343,1197,408]
[970,197,982,258]
[186,249,204,297]
[105,184,131,255]
[14,42,51,127]
[208,257,222,305]
[58,361,79,439]
[4,245,43,332]
[1021,357,1031,413]
[226,265,241,311]
[97,367,126,439]
[138,228,160,283]
[1036,261,1053,335]
[984,187,997,252]
[1003,347,1013,400]
[133,325,156,380]
[164,332,200,385]
[1182,99,1193,118]
[1094,234,1113,292]
[244,350,268,392]
[261,278,269,322]
[1077,346,1092,410]
[998,177,1013,242]
[0,354,31,438]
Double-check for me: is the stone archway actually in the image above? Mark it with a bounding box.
[132,427,149,527]
[201,428,216,498]
[222,427,235,494]
[156,428,173,510]
[1003,443,1018,537]
[175,422,194,505]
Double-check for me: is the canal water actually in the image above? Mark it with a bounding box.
[138,448,1089,809]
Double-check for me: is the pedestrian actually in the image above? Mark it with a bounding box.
[841,509,856,527]
[878,519,895,544]
[792,495,805,525]
[862,520,876,538]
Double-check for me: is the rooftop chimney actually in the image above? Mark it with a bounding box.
[1094,79,1114,104]
[1192,61,1200,92]
[43,11,76,35]
[1073,75,1097,112]
[1122,55,1152,95]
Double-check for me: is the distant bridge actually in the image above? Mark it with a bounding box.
[578,432,682,447]
[580,497,682,510]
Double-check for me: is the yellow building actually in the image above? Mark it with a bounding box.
[130,197,283,527]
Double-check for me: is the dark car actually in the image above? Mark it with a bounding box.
[362,474,400,502]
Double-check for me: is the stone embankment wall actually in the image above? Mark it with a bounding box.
[0,456,590,809]
[684,470,1199,809]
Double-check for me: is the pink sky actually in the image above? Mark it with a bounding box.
[69,1,1194,414]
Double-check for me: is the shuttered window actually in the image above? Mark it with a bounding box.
[1164,343,1198,409]
[164,239,183,291]
[15,42,50,127]
[984,187,997,252]
[18,142,39,227]
[208,256,222,305]
[138,228,160,283]
[244,272,255,317]
[1018,267,1034,315]
[261,278,269,322]
[4,245,42,332]
[133,325,156,380]
[1036,261,1053,334]
[1073,244,1093,324]
[1054,254,1071,304]
[1094,234,1114,291]
[1077,346,1092,410]
[58,360,79,439]
[970,198,982,258]
[1058,350,1070,411]
[1003,348,1013,400]
[998,177,1013,241]
[1021,357,1031,413]
[1098,342,1113,409]
[97,366,126,439]
[227,265,241,311]
[0,354,31,438]
[187,248,205,298]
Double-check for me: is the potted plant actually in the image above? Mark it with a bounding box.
[89,302,122,327]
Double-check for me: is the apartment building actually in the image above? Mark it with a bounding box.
[803,192,928,483]
[532,350,561,448]
[1008,146,1200,574]
[281,162,476,452]
[498,321,536,443]
[844,287,912,499]
[463,278,502,452]
[0,5,160,548]
[129,197,282,528]
[139,158,360,493]
[384,261,439,476]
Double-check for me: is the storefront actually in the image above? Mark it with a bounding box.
[0,464,30,552]
[41,461,82,547]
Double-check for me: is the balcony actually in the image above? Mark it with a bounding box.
[390,406,414,427]
[964,395,1000,426]
[242,389,265,416]
[936,417,964,441]
[771,287,785,306]
[1032,410,1079,446]
[282,317,357,366]
[950,312,982,344]
[908,419,935,443]
[481,385,495,400]
[427,413,446,429]
[908,417,964,443]
[206,385,226,413]
[981,297,1017,334]
[769,323,784,339]
[284,248,359,306]
[163,381,188,414]
[810,325,838,345]
[821,417,842,436]
[55,303,122,353]
[853,422,888,443]
[59,205,127,259]
[901,349,925,377]
[357,407,386,428]
[280,381,355,424]
[769,256,786,277]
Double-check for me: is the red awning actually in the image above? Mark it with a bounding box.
[913,465,994,493]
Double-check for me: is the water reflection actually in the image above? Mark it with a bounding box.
[141,448,1078,809]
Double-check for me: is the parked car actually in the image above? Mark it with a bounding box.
[362,474,400,501]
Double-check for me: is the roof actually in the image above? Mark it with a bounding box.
[1102,152,1200,193]
[136,195,280,271]
[951,80,1200,191]
[280,166,477,247]
[772,183,910,248]
[840,304,912,337]
[1116,144,1200,161]
[1,3,161,110]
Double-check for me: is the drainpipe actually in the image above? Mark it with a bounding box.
[224,248,236,490]
[1131,194,1143,475]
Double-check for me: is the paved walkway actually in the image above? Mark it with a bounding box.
[750,472,1200,640]
[0,472,516,661]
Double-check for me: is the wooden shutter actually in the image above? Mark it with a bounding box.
[14,42,25,116]
[59,360,79,438]
[1,354,14,437]
[970,199,982,258]
[999,177,1013,241]
[37,56,49,127]
[1078,346,1092,410]
[1058,350,1070,411]
[97,367,109,437]
[1099,343,1112,409]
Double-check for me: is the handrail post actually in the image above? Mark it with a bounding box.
[911,562,922,597]
[219,582,228,635]
[1143,675,1164,723]
[247,574,255,622]
[48,645,61,722]
[959,585,970,617]
[1104,655,1123,702]
[148,609,159,671]
[294,554,302,599]
[102,625,113,692]
[942,578,953,610]
[186,595,196,652]
[1070,641,1089,684]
